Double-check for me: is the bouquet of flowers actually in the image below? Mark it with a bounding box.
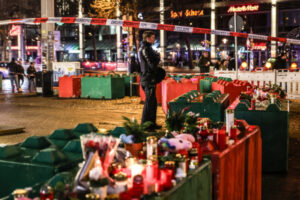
[80,134,120,173]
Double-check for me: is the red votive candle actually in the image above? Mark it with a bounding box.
[218,130,227,150]
[159,168,173,191]
[230,126,238,140]
[132,175,144,198]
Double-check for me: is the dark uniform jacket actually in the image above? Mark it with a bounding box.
[27,66,36,79]
[199,56,211,73]
[138,41,160,86]
[228,58,235,70]
[7,61,18,75]
[274,57,287,69]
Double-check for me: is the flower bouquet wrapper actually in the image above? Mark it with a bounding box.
[74,134,120,192]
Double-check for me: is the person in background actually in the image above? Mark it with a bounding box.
[138,31,161,131]
[129,55,140,74]
[227,52,236,70]
[198,51,211,73]
[220,59,228,70]
[16,60,24,92]
[274,54,287,69]
[214,59,222,70]
[27,62,36,93]
[7,58,19,93]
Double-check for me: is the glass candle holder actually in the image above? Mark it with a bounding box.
[175,154,187,179]
[12,189,28,200]
[40,185,53,200]
[226,109,234,137]
[146,156,159,183]
[146,136,158,159]
[125,156,136,169]
[85,193,101,200]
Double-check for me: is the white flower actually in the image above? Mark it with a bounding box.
[187,111,195,116]
[89,166,103,181]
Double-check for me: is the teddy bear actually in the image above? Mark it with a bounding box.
[159,133,195,152]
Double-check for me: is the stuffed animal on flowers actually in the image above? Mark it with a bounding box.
[159,132,195,153]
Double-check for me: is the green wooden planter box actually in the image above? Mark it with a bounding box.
[200,77,217,93]
[81,76,125,99]
[123,75,138,96]
[200,77,232,93]
[0,127,85,198]
[146,158,212,200]
[233,100,289,172]
[168,90,229,122]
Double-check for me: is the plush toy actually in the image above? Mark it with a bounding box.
[174,133,195,143]
[120,134,134,144]
[159,134,194,152]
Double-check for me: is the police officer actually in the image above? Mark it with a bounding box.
[7,58,19,93]
[138,31,161,130]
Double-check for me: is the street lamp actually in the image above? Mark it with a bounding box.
[222,38,228,51]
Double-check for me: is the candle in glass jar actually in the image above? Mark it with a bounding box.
[85,193,101,200]
[131,164,144,179]
[226,109,234,137]
[218,130,226,150]
[175,154,187,179]
[146,136,158,159]
[40,185,53,200]
[159,169,173,191]
[145,156,159,182]
[12,189,28,200]
[132,175,144,198]
[230,126,238,140]
[164,161,176,178]
[125,156,136,169]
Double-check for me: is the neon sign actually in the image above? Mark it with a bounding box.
[227,4,259,13]
[9,25,21,36]
[11,46,38,50]
[171,9,204,19]
[251,42,267,51]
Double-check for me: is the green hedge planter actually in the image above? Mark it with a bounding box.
[168,90,229,122]
[81,76,125,99]
[234,100,289,172]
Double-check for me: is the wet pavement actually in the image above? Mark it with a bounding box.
[0,80,300,199]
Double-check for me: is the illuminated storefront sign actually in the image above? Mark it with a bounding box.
[227,4,260,13]
[9,25,21,36]
[11,46,38,50]
[171,9,204,19]
[251,42,267,51]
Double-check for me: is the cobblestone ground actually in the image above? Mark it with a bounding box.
[0,94,165,144]
[0,85,300,199]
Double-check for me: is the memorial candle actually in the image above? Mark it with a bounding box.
[159,168,173,191]
[218,130,227,150]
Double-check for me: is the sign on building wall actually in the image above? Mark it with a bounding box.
[54,31,61,51]
[170,9,204,19]
[52,62,81,82]
[9,25,21,36]
[227,4,260,13]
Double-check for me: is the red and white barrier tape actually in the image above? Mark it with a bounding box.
[2,17,300,45]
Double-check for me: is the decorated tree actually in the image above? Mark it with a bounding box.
[89,0,157,58]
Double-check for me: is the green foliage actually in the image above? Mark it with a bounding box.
[122,116,152,143]
[183,112,199,137]
[268,84,286,98]
[166,109,186,132]
[90,177,109,187]
[240,93,251,101]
